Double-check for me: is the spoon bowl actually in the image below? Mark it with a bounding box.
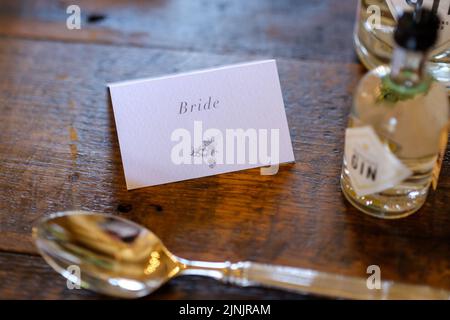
[33,210,180,298]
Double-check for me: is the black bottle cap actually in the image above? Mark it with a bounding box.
[394,8,440,51]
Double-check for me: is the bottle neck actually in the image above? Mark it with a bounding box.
[390,46,428,88]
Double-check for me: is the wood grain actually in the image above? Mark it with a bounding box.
[0,0,358,63]
[0,36,449,300]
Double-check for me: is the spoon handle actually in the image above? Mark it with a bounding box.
[223,262,450,300]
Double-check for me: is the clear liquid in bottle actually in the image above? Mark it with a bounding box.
[342,9,450,218]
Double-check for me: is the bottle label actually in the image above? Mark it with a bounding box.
[386,0,450,51]
[344,126,412,197]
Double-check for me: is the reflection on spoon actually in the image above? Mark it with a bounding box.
[32,211,450,299]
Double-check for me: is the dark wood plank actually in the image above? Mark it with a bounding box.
[0,37,449,301]
[0,251,310,299]
[0,0,358,63]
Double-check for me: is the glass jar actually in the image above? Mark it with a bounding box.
[354,0,450,91]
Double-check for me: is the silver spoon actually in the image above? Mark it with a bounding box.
[32,210,450,299]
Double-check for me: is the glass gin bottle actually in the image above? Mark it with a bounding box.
[341,9,449,219]
[354,0,450,91]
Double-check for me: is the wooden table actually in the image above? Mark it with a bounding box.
[0,0,449,300]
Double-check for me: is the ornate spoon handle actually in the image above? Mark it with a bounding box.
[223,262,450,300]
[178,259,449,299]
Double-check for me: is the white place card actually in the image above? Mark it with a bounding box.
[109,60,295,190]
